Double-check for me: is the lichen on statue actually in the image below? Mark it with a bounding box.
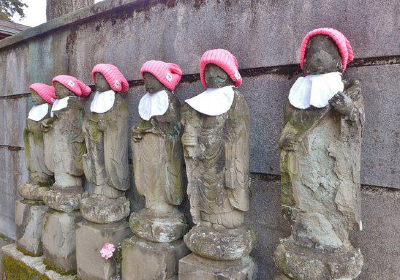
[129,60,187,243]
[181,49,255,262]
[18,84,56,201]
[274,28,365,280]
[80,64,130,224]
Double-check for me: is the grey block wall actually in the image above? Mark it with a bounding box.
[0,0,399,278]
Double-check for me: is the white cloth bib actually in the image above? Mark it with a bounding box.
[28,104,49,121]
[185,86,235,116]
[138,90,170,121]
[51,96,70,117]
[90,90,115,113]
[288,72,344,109]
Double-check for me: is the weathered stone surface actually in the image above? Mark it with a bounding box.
[274,238,363,280]
[80,194,130,223]
[1,243,77,279]
[76,220,132,280]
[42,210,82,273]
[47,0,95,21]
[15,200,48,256]
[129,208,187,243]
[184,225,255,261]
[122,235,189,280]
[43,188,83,212]
[18,184,49,201]
[179,253,257,280]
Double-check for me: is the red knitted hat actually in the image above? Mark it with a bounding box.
[52,75,91,98]
[29,83,56,105]
[200,49,242,88]
[141,60,182,91]
[300,28,354,72]
[92,64,129,93]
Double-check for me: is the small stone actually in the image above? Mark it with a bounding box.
[42,210,82,273]
[15,200,48,256]
[80,194,130,223]
[179,253,257,280]
[76,220,132,280]
[129,208,188,243]
[184,225,255,261]
[122,235,189,280]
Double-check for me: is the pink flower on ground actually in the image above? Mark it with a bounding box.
[100,243,116,260]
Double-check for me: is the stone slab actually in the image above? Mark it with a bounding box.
[42,210,82,274]
[15,200,48,256]
[122,235,189,280]
[1,243,77,279]
[179,253,257,280]
[76,220,132,280]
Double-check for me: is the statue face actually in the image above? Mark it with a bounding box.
[94,72,111,92]
[54,82,75,99]
[303,35,342,75]
[30,89,46,105]
[204,64,234,88]
[144,72,167,94]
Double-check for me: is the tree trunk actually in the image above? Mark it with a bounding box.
[46,0,95,21]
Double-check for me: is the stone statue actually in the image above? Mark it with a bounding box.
[18,84,56,201]
[130,60,186,242]
[80,64,130,224]
[122,61,188,280]
[274,28,365,280]
[76,65,132,280]
[15,83,56,256]
[42,75,90,213]
[178,49,257,280]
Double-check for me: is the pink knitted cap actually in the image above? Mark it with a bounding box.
[29,83,56,105]
[92,64,129,92]
[300,28,354,72]
[52,75,91,98]
[141,60,182,91]
[200,49,242,88]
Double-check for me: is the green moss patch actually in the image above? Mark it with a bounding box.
[2,255,50,280]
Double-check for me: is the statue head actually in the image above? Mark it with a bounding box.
[30,89,46,105]
[94,72,112,92]
[303,35,342,75]
[204,64,235,88]
[143,72,168,94]
[54,82,76,99]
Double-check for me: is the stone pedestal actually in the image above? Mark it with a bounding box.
[42,210,82,274]
[274,238,364,280]
[76,220,132,280]
[122,236,190,280]
[179,253,257,280]
[15,200,48,256]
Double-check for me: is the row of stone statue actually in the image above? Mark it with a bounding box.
[16,28,365,280]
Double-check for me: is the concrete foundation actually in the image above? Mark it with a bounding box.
[42,210,82,274]
[15,200,48,256]
[179,253,257,280]
[122,235,189,280]
[76,220,132,280]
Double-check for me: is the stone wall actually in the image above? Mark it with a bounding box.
[0,0,399,279]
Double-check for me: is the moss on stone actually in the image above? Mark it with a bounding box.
[43,259,77,276]
[2,255,51,280]
[17,246,42,257]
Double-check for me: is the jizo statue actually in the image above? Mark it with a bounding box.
[80,64,130,224]
[181,49,255,263]
[274,28,365,280]
[42,75,90,213]
[130,60,187,242]
[18,84,56,201]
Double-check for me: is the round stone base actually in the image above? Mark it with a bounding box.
[80,194,130,223]
[274,238,363,280]
[18,183,49,201]
[129,208,188,243]
[43,186,83,212]
[184,225,255,261]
